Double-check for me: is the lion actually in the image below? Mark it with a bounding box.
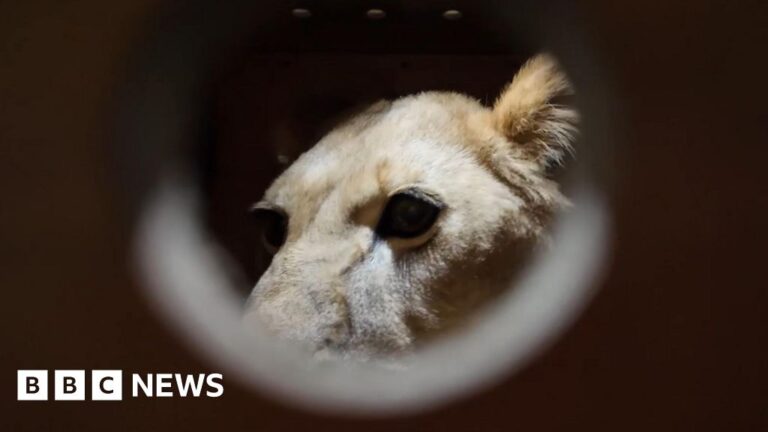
[243,54,577,360]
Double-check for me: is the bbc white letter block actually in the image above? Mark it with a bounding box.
[17,370,48,401]
[92,370,123,401]
[54,370,85,401]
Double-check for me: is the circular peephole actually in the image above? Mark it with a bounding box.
[120,0,617,416]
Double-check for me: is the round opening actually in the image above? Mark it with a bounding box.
[117,0,618,416]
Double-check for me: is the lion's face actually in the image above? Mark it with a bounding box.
[243,55,576,359]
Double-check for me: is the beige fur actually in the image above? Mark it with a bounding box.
[243,54,577,360]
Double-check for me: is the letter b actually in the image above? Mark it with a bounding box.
[17,370,48,401]
[54,370,85,400]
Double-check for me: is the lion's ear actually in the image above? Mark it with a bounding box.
[492,54,578,168]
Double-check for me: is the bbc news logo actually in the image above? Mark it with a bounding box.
[17,370,223,401]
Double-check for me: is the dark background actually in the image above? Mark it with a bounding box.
[1,0,767,430]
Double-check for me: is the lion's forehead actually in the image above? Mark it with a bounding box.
[273,140,475,207]
[264,92,496,232]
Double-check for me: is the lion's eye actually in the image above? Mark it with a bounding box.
[377,189,443,239]
[249,205,287,253]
